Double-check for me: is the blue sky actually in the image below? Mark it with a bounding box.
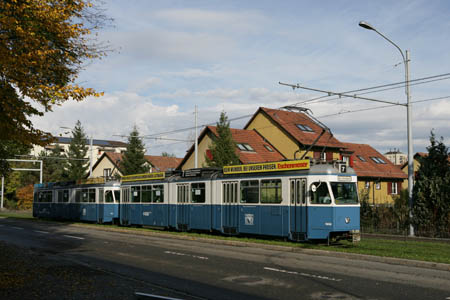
[32,0,450,158]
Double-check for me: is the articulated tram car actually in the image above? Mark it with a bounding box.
[33,159,360,242]
[33,179,121,223]
[119,159,360,242]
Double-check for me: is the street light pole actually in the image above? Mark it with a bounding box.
[359,21,414,236]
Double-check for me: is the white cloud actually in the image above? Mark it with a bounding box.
[153,9,269,35]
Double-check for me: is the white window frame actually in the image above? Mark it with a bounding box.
[391,182,398,195]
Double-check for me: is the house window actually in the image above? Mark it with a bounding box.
[357,155,366,162]
[296,124,314,132]
[370,157,387,164]
[263,145,274,152]
[391,182,398,195]
[103,168,111,178]
[237,143,255,152]
[320,152,326,161]
[375,182,381,190]
[365,182,370,189]
[206,149,213,160]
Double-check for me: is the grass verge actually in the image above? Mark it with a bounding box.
[1,211,449,265]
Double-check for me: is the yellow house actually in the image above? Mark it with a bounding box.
[178,126,285,170]
[244,107,346,161]
[342,142,407,205]
[92,152,182,179]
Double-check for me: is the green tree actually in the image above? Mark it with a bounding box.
[66,121,88,180]
[162,152,175,157]
[0,140,31,177]
[205,111,240,168]
[412,131,450,237]
[39,145,69,182]
[0,0,109,176]
[121,126,149,175]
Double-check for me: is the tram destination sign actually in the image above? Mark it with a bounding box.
[122,172,165,182]
[223,159,310,175]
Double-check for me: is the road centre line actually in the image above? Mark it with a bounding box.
[164,250,209,260]
[63,235,85,240]
[264,267,342,282]
[34,230,49,234]
[11,226,24,230]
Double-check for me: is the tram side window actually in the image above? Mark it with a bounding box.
[191,183,205,203]
[131,186,141,203]
[81,189,89,203]
[38,191,52,202]
[105,190,114,203]
[240,180,259,204]
[141,185,152,203]
[88,189,96,203]
[57,190,69,203]
[260,179,282,204]
[153,185,164,203]
[114,191,120,203]
[310,182,331,205]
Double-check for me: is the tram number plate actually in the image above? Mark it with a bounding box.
[245,214,254,226]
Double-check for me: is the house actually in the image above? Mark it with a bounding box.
[31,136,128,163]
[177,126,285,170]
[91,152,182,179]
[384,149,407,165]
[244,107,347,161]
[342,142,407,205]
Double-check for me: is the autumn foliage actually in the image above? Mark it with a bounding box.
[0,0,108,175]
[16,184,34,210]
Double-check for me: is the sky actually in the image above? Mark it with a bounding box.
[31,0,450,158]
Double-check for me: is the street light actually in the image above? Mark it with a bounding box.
[359,21,414,237]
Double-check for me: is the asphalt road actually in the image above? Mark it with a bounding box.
[1,217,450,300]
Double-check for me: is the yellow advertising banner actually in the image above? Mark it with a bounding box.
[122,172,165,182]
[223,160,310,175]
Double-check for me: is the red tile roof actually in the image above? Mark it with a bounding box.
[207,126,285,164]
[245,107,345,149]
[177,126,285,169]
[342,142,407,180]
[145,155,183,172]
[100,152,182,172]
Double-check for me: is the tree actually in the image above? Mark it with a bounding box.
[412,131,450,237]
[205,111,240,168]
[39,145,69,182]
[161,152,175,157]
[121,126,149,175]
[0,0,109,177]
[66,121,88,180]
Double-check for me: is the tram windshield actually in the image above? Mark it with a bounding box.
[330,182,358,204]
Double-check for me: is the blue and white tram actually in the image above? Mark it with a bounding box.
[119,159,360,242]
[33,179,121,223]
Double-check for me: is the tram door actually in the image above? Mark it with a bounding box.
[120,187,130,225]
[176,184,190,231]
[222,182,239,234]
[290,178,307,241]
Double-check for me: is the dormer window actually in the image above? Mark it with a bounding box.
[237,143,255,152]
[296,124,314,132]
[357,155,366,162]
[370,156,387,164]
[263,145,274,152]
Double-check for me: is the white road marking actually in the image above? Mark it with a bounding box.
[135,292,184,300]
[164,250,208,260]
[11,226,24,230]
[63,235,85,240]
[34,230,49,234]
[264,267,342,282]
